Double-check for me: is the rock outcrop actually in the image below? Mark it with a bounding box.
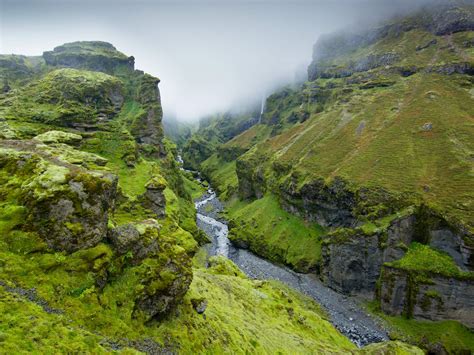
[380,266,474,329]
[0,143,117,253]
[130,73,164,156]
[43,41,135,74]
[0,68,124,128]
[141,175,167,218]
[109,219,193,320]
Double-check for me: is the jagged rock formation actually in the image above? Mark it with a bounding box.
[0,41,196,346]
[130,73,165,156]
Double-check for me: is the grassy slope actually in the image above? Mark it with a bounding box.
[182,16,474,353]
[367,301,474,353]
[226,195,326,272]
[249,28,474,228]
[0,245,358,353]
[0,43,416,354]
[260,72,473,225]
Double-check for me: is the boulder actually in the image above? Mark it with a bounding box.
[108,219,161,264]
[33,130,83,145]
[0,145,117,253]
[142,175,167,218]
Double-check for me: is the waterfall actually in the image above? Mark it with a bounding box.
[258,95,265,124]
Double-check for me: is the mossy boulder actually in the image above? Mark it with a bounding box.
[141,175,167,218]
[108,219,162,264]
[109,219,193,320]
[33,130,82,145]
[0,145,117,253]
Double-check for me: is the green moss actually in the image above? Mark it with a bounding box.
[33,130,82,145]
[0,288,115,353]
[201,153,238,200]
[368,301,474,353]
[226,194,326,272]
[359,341,424,354]
[387,242,474,279]
[1,68,123,126]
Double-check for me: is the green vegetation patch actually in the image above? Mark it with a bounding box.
[226,194,326,272]
[387,242,474,279]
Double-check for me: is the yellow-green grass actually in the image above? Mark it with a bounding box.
[201,153,239,200]
[251,73,473,227]
[367,301,474,353]
[226,194,326,272]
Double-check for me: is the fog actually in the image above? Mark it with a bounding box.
[1,0,441,121]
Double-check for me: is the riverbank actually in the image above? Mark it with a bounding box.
[194,188,389,347]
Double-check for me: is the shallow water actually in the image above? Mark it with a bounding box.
[194,188,389,347]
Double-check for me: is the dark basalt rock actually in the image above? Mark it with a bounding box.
[130,73,164,156]
[43,41,135,74]
[380,266,474,329]
[279,176,357,228]
[321,216,415,295]
[141,176,167,218]
[428,62,474,75]
[0,143,118,253]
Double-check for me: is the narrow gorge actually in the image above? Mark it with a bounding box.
[1,0,473,353]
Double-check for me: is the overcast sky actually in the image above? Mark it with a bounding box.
[1,0,438,121]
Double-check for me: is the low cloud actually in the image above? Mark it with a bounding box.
[1,0,445,121]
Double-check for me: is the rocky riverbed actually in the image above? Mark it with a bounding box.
[195,188,389,347]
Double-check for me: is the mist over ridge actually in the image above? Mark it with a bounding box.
[0,0,455,121]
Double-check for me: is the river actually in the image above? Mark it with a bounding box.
[192,178,389,347]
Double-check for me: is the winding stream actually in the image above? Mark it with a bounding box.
[194,181,389,347]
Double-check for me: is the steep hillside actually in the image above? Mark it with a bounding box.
[0,41,421,353]
[182,108,259,170]
[183,3,474,352]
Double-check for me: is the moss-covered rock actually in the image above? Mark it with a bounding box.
[1,68,124,128]
[379,243,474,328]
[108,218,193,320]
[141,175,167,218]
[33,130,82,145]
[130,73,164,156]
[0,145,117,252]
[43,41,134,74]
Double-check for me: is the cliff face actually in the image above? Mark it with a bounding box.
[308,4,474,81]
[43,41,135,74]
[0,41,199,349]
